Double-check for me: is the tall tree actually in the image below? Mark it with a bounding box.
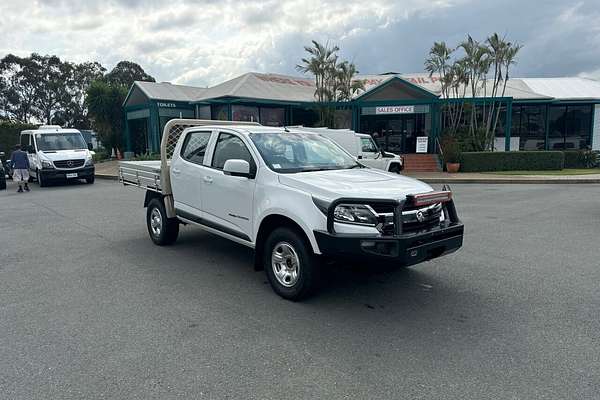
[29,53,72,124]
[85,80,127,152]
[0,54,38,122]
[54,61,106,128]
[297,41,363,127]
[104,61,155,88]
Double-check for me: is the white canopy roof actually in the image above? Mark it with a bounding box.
[127,73,600,107]
[520,78,600,100]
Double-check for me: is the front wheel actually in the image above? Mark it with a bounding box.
[146,198,179,246]
[389,163,401,174]
[37,170,48,187]
[85,176,95,184]
[264,227,320,301]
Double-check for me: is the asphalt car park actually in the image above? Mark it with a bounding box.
[0,180,599,399]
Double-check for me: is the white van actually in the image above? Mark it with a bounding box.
[293,127,404,173]
[20,126,95,187]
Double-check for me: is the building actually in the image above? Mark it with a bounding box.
[123,72,600,155]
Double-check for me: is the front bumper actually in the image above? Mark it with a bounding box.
[314,192,464,266]
[41,166,95,180]
[315,222,464,265]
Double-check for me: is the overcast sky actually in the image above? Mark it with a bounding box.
[1,0,599,86]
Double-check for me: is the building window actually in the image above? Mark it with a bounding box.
[517,105,546,151]
[232,105,259,122]
[211,105,229,120]
[566,105,592,149]
[548,105,592,150]
[259,107,285,126]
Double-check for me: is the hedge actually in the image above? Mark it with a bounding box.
[0,121,36,156]
[563,150,587,168]
[460,151,565,172]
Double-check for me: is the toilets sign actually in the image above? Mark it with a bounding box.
[375,105,415,115]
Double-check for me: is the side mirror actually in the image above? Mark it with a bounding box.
[0,152,4,158]
[88,143,93,151]
[223,159,251,178]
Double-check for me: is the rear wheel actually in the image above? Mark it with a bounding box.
[264,227,320,300]
[146,198,179,245]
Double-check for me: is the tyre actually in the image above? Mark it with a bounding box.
[263,227,320,300]
[86,176,95,184]
[146,198,179,246]
[37,170,48,187]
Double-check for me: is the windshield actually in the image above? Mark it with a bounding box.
[35,133,87,151]
[250,132,360,173]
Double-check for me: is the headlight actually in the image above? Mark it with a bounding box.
[312,197,379,226]
[333,204,378,226]
[85,157,94,166]
[41,160,54,169]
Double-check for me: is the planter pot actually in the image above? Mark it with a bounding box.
[446,162,460,173]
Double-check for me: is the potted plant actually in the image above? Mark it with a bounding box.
[441,135,461,173]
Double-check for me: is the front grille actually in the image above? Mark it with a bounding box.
[368,202,443,236]
[53,159,85,169]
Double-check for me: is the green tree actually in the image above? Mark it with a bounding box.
[85,80,127,152]
[297,40,363,127]
[54,61,106,128]
[104,61,155,88]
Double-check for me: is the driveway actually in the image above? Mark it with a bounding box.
[1,180,599,399]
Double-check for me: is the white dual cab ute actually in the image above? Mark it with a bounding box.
[293,127,404,173]
[20,126,95,186]
[119,119,464,300]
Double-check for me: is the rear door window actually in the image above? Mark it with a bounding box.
[180,131,212,165]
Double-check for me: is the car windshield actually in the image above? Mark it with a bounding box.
[35,133,87,151]
[250,132,360,173]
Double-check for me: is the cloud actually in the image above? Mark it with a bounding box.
[0,0,599,87]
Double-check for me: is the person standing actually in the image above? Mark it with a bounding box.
[10,144,30,193]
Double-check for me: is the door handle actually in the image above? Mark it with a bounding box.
[172,168,181,175]
[203,176,213,184]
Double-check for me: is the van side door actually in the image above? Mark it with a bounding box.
[200,131,257,242]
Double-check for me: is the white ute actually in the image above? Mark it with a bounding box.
[119,120,464,300]
[293,127,404,173]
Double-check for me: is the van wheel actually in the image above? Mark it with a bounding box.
[146,198,179,245]
[389,163,401,174]
[264,227,320,301]
[37,170,48,187]
[85,176,95,184]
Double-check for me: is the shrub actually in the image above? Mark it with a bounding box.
[92,150,111,163]
[460,151,564,172]
[133,152,160,161]
[564,149,599,168]
[0,121,37,155]
[440,134,462,164]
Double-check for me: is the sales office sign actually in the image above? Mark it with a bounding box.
[375,105,415,115]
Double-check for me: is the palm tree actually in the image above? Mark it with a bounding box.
[296,40,339,102]
[336,61,364,101]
